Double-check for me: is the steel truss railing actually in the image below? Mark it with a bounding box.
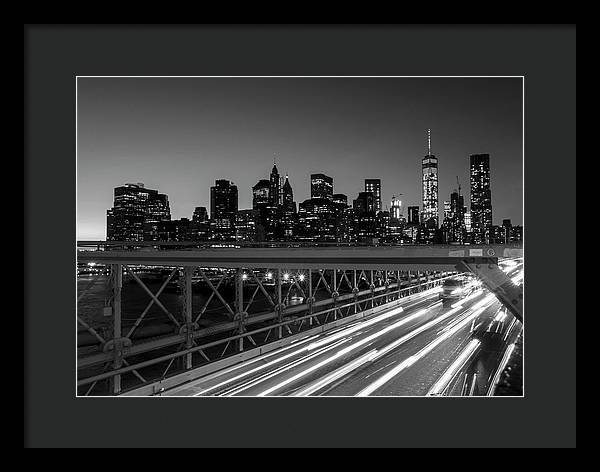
[77,264,453,395]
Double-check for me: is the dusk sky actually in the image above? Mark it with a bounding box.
[76,77,523,240]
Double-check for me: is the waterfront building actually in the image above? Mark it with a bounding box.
[106,182,171,242]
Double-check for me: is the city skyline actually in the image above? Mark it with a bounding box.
[77,77,523,240]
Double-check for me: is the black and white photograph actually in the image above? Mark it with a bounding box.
[25,24,576,448]
[76,76,524,397]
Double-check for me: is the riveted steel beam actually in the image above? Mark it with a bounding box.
[456,259,523,323]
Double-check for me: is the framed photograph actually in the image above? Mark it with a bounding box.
[25,25,576,448]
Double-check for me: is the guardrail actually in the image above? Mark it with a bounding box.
[77,271,452,396]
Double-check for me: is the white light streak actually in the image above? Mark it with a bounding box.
[427,339,481,396]
[356,307,486,396]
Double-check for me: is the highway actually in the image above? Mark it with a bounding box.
[163,261,523,397]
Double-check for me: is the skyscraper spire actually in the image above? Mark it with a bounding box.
[427,128,431,155]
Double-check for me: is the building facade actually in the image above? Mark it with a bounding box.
[365,179,382,214]
[470,153,493,244]
[310,173,334,200]
[106,183,171,242]
[210,179,238,240]
[421,129,439,228]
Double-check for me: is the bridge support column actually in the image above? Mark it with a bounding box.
[384,271,390,303]
[234,268,247,352]
[456,259,523,323]
[110,264,123,394]
[277,268,283,339]
[181,267,196,369]
[308,270,314,326]
[353,269,359,314]
[332,269,338,320]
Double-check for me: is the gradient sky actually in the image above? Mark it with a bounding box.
[76,77,523,240]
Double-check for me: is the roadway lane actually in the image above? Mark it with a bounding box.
[163,263,523,397]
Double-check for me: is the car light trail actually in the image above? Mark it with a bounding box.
[293,304,466,396]
[487,342,516,396]
[452,290,483,308]
[254,302,444,396]
[292,350,379,396]
[426,339,481,396]
[220,338,351,396]
[306,306,405,351]
[194,291,443,396]
[373,304,465,359]
[471,293,497,310]
[356,306,489,396]
[493,309,508,323]
[503,318,518,341]
[192,335,345,396]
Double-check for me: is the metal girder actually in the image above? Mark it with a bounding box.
[456,259,523,323]
[77,244,523,271]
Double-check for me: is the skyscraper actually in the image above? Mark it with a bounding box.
[450,189,466,243]
[407,206,420,226]
[297,198,336,242]
[421,129,439,228]
[106,182,171,242]
[281,174,297,239]
[282,174,295,211]
[332,193,348,207]
[192,206,208,223]
[470,153,492,244]
[252,179,270,240]
[390,195,402,220]
[269,161,281,207]
[210,179,238,239]
[353,191,375,214]
[365,179,382,213]
[310,173,333,200]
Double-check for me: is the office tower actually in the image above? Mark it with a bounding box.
[269,161,281,207]
[152,218,192,242]
[464,211,472,233]
[376,210,390,239]
[192,206,208,223]
[106,182,171,242]
[421,129,439,228]
[281,175,297,239]
[333,193,348,207]
[365,179,382,213]
[297,198,336,242]
[353,191,375,214]
[501,219,513,244]
[281,175,295,211]
[407,206,420,225]
[443,201,451,221]
[470,153,492,244]
[235,209,259,242]
[252,179,271,240]
[336,207,354,243]
[252,179,271,209]
[449,189,466,244]
[210,179,238,239]
[390,195,402,220]
[511,225,523,242]
[352,191,377,240]
[310,173,334,200]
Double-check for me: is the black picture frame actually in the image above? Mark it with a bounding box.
[24,24,576,448]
